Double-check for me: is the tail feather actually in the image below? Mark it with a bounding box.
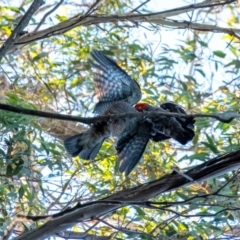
[79,140,105,160]
[64,133,105,160]
[167,118,194,145]
[117,123,150,176]
[64,133,84,157]
[161,101,195,131]
[151,133,170,142]
[172,129,194,145]
[118,136,149,176]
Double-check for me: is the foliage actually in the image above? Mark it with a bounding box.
[0,0,240,239]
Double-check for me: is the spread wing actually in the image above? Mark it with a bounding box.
[144,102,195,143]
[117,121,151,176]
[91,50,141,114]
[160,102,195,130]
[151,102,195,144]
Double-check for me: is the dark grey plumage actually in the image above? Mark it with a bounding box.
[117,121,151,176]
[65,50,142,162]
[64,101,138,161]
[91,50,142,114]
[134,102,195,145]
[65,50,195,176]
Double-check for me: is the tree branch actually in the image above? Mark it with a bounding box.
[34,0,64,32]
[99,218,153,238]
[131,0,150,12]
[13,148,240,239]
[55,231,110,240]
[0,0,44,61]
[7,0,238,54]
[0,103,237,124]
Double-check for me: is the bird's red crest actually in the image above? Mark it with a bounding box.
[134,102,149,112]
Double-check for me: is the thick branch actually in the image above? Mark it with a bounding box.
[8,0,238,53]
[15,148,240,239]
[0,103,237,124]
[56,231,109,240]
[0,0,44,61]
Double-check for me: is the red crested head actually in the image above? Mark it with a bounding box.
[134,102,149,112]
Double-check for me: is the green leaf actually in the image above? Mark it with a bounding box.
[225,59,240,68]
[198,40,208,47]
[32,52,49,61]
[201,141,219,154]
[184,75,197,83]
[18,186,25,198]
[134,206,146,217]
[213,50,226,58]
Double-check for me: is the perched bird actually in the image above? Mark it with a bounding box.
[64,50,142,163]
[64,50,195,176]
[64,100,150,176]
[90,50,142,114]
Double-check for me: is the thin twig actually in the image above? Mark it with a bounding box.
[34,0,64,32]
[99,218,153,238]
[81,0,102,17]
[131,0,150,13]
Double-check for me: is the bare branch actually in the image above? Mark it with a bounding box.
[0,103,237,125]
[81,0,103,17]
[34,0,64,32]
[130,0,150,13]
[0,0,44,61]
[99,218,153,238]
[8,0,238,54]
[160,206,240,218]
[13,148,240,239]
[56,231,110,240]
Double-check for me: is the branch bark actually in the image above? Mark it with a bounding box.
[0,0,44,61]
[8,0,238,54]
[0,103,237,124]
[13,148,240,239]
[56,231,110,240]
